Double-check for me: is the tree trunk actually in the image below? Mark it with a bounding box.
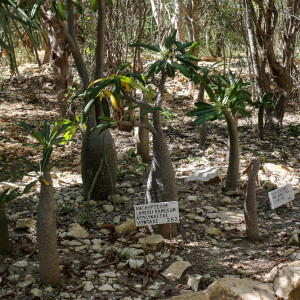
[197,82,207,146]
[224,109,240,191]
[244,159,260,242]
[81,129,117,200]
[146,71,177,238]
[0,203,10,255]
[62,0,117,201]
[37,169,60,285]
[244,0,271,140]
[46,11,69,118]
[137,105,150,163]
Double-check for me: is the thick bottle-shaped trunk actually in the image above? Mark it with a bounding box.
[0,203,10,255]
[244,159,260,242]
[37,170,60,285]
[81,129,118,201]
[224,109,240,191]
[146,110,177,238]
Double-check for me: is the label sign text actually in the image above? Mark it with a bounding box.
[134,201,179,227]
[268,184,294,209]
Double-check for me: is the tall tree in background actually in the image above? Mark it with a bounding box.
[60,0,117,201]
[246,0,299,127]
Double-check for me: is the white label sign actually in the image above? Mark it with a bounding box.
[134,201,179,227]
[268,184,295,209]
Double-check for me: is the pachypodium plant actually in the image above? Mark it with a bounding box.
[19,120,70,285]
[188,70,253,191]
[82,30,198,238]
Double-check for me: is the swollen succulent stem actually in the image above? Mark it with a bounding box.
[223,109,240,191]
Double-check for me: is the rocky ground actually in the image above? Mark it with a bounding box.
[0,61,300,299]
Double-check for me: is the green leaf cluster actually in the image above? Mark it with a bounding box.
[188,70,254,125]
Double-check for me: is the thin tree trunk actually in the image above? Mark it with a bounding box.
[224,109,240,191]
[137,104,150,163]
[244,159,260,242]
[46,11,69,118]
[197,82,207,146]
[0,203,10,255]
[37,169,60,285]
[244,0,270,139]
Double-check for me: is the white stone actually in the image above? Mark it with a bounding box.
[120,247,144,259]
[138,234,165,251]
[68,223,89,238]
[76,195,84,202]
[265,261,300,300]
[17,280,32,288]
[103,204,114,212]
[31,288,43,298]
[99,272,117,278]
[15,218,36,229]
[184,167,222,183]
[83,281,94,292]
[115,219,136,235]
[60,292,71,298]
[205,227,221,236]
[113,216,121,223]
[162,261,192,280]
[187,275,202,291]
[194,216,206,223]
[207,277,276,300]
[13,260,28,268]
[128,259,144,269]
[187,195,198,201]
[98,283,115,291]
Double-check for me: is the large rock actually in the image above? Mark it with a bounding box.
[67,223,89,238]
[162,261,192,280]
[138,234,165,251]
[184,167,222,183]
[168,291,209,300]
[265,261,300,300]
[206,277,276,300]
[115,219,136,235]
[264,163,291,174]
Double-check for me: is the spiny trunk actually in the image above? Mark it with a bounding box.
[244,159,260,242]
[224,109,240,191]
[81,129,117,201]
[0,203,10,255]
[37,170,60,285]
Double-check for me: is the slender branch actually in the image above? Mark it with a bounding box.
[121,88,152,108]
[58,18,90,90]
[118,120,157,136]
[155,69,167,107]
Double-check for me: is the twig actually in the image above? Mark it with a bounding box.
[65,283,85,292]
[87,262,116,269]
[122,281,148,296]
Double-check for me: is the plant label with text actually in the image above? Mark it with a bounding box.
[268,184,294,209]
[134,201,179,227]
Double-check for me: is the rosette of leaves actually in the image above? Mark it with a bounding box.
[130,29,199,80]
